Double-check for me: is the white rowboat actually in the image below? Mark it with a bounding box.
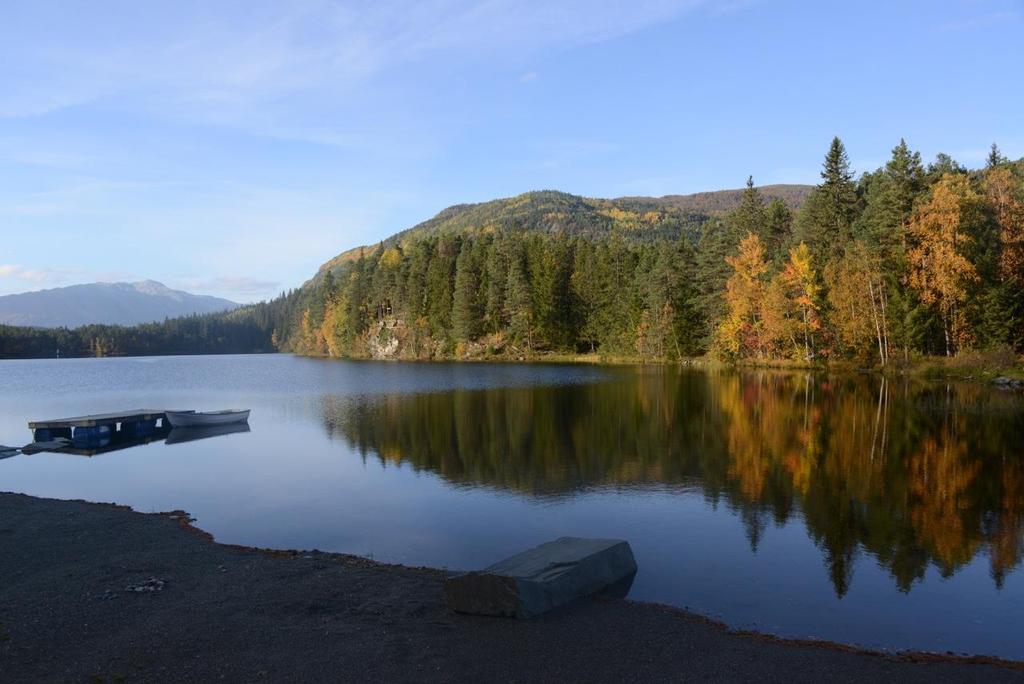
[165,409,250,428]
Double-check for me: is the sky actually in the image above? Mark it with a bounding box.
[1,0,1022,302]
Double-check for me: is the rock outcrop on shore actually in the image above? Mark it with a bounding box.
[0,492,1019,683]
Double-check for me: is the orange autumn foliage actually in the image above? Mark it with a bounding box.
[907,174,981,356]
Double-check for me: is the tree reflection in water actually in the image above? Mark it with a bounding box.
[320,369,1024,596]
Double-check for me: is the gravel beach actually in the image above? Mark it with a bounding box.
[0,492,1020,683]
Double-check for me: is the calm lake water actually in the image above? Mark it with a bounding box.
[1,354,1023,658]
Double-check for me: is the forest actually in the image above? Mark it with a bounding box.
[289,138,1024,366]
[1,138,1021,365]
[0,298,296,359]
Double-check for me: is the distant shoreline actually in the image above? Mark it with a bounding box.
[1,491,1021,682]
[291,349,1024,386]
[2,348,1022,388]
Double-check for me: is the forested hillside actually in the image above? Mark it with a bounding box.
[314,188,738,274]
[3,138,1021,365]
[289,138,1024,365]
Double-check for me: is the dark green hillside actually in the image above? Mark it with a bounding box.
[316,189,720,276]
[315,185,812,278]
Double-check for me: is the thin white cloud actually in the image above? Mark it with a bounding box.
[0,0,713,130]
[173,276,282,299]
[0,264,85,290]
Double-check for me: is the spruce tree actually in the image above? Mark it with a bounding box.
[987,143,1007,169]
[733,176,766,238]
[672,238,704,356]
[763,198,792,263]
[426,236,458,344]
[571,240,601,351]
[505,245,533,349]
[695,216,741,347]
[820,136,859,245]
[483,237,508,333]
[345,252,369,338]
[795,137,859,263]
[452,240,484,342]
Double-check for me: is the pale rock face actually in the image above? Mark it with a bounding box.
[368,320,402,359]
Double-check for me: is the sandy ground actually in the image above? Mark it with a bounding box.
[0,492,1020,683]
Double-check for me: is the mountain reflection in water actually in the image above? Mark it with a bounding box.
[322,369,1024,597]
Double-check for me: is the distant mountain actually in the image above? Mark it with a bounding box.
[316,184,813,276]
[0,280,238,328]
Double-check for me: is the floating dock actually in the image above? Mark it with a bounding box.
[28,409,175,448]
[28,409,169,431]
[21,409,247,457]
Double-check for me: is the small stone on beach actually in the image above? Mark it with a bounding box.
[125,578,166,593]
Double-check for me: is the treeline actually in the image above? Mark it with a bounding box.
[0,296,302,359]
[290,138,1024,364]
[716,140,1024,363]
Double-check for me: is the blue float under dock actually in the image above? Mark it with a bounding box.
[28,409,170,442]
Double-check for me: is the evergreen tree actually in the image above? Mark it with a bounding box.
[345,252,370,344]
[695,217,741,346]
[528,237,575,348]
[672,239,704,356]
[452,240,484,342]
[795,137,859,263]
[927,153,966,181]
[854,139,925,359]
[570,240,601,352]
[987,143,1008,169]
[505,244,533,349]
[733,176,766,238]
[642,240,702,359]
[762,198,793,263]
[426,236,459,345]
[483,236,508,333]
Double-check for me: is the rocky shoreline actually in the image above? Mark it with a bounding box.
[0,492,1020,683]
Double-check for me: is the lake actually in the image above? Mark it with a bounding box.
[1,354,1022,659]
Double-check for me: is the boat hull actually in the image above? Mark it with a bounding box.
[165,423,251,445]
[165,410,249,428]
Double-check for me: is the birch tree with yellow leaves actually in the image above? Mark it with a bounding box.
[717,232,769,358]
[826,241,891,364]
[907,174,981,356]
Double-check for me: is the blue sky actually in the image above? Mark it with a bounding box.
[1,0,1022,302]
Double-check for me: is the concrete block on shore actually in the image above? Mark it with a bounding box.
[443,537,637,618]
